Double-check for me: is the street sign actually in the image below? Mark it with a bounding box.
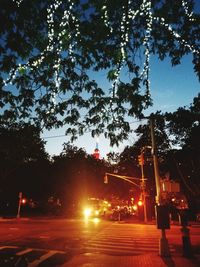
[161,179,180,193]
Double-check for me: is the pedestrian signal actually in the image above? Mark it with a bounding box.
[138,154,144,165]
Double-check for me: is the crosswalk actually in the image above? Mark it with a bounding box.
[0,245,69,267]
[83,223,176,256]
[0,224,178,265]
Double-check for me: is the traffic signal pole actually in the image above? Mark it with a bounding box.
[149,120,161,205]
[139,152,147,223]
[150,117,170,257]
[17,192,22,218]
[104,173,141,188]
[104,172,148,222]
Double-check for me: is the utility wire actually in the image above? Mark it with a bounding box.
[42,118,148,139]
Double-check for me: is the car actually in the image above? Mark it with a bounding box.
[82,198,112,219]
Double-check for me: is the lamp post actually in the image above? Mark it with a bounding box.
[150,117,170,257]
[139,146,152,223]
[17,192,22,218]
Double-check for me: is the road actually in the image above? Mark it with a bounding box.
[0,217,199,266]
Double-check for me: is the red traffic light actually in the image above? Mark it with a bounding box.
[21,198,27,204]
[138,200,143,206]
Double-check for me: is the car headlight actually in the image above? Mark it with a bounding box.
[84,208,92,217]
[95,210,99,215]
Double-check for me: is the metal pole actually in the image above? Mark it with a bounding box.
[149,117,170,257]
[178,210,193,258]
[140,154,147,223]
[17,192,22,218]
[149,119,161,204]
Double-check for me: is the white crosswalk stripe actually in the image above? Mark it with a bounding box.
[28,250,59,267]
[0,245,67,266]
[84,223,175,255]
[16,248,33,256]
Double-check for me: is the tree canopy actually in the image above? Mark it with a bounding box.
[119,94,200,208]
[1,0,200,145]
[0,93,200,215]
[0,122,48,181]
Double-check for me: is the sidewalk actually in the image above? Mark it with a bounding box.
[61,252,200,267]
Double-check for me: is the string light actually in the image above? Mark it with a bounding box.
[181,0,195,21]
[59,0,80,62]
[3,0,80,89]
[4,0,199,97]
[46,1,63,52]
[105,0,199,101]
[109,0,153,99]
[139,0,152,97]
[155,16,199,56]
[12,0,23,7]
[111,0,132,96]
[101,1,113,33]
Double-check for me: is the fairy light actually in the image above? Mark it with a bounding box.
[4,0,199,97]
[3,0,80,88]
[101,2,113,33]
[111,1,131,95]
[47,0,80,106]
[12,0,23,7]
[46,1,63,52]
[59,0,80,62]
[46,0,62,108]
[139,0,153,96]
[120,4,128,60]
[110,0,153,98]
[181,0,195,21]
[155,16,200,56]
[108,0,198,101]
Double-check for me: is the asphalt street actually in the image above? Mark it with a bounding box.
[0,218,199,266]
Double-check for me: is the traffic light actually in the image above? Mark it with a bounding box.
[138,154,144,166]
[104,174,108,184]
[138,200,143,206]
[21,198,27,204]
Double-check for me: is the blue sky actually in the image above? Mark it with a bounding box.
[42,54,200,158]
